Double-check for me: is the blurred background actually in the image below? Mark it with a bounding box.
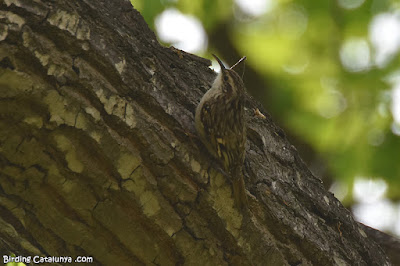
[132,0,400,236]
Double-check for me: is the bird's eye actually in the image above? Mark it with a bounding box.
[223,76,228,81]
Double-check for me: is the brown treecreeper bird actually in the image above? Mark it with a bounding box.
[195,54,248,209]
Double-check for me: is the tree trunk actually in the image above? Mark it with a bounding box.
[0,0,392,265]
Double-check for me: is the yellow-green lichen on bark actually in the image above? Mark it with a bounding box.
[117,152,141,180]
[22,28,76,82]
[120,166,160,218]
[24,116,43,128]
[94,87,137,128]
[0,23,8,41]
[209,171,243,239]
[122,166,145,194]
[84,106,101,122]
[115,58,126,75]
[0,68,35,97]
[105,95,137,128]
[89,131,102,143]
[190,159,201,173]
[0,10,25,30]
[54,134,84,173]
[44,90,77,126]
[139,190,160,217]
[47,10,80,36]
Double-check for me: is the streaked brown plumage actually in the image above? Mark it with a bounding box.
[195,54,248,209]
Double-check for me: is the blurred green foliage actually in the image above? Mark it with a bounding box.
[132,0,400,203]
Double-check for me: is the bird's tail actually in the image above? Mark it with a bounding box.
[232,174,248,210]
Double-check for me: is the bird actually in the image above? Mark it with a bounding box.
[195,54,248,209]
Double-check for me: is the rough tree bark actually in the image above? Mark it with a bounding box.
[0,0,392,265]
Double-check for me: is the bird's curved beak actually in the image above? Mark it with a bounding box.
[212,54,226,71]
